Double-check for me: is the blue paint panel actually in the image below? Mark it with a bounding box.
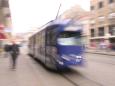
[56,45,84,66]
[57,45,83,55]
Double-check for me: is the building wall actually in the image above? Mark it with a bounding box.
[0,0,12,51]
[90,0,115,48]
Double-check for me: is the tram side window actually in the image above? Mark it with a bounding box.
[46,29,57,46]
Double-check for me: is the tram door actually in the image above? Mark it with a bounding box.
[33,35,36,56]
[45,27,58,66]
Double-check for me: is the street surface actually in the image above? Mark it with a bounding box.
[71,53,115,86]
[0,46,115,86]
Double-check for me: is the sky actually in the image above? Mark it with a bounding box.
[9,0,90,34]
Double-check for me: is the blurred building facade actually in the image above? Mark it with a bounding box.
[0,0,12,51]
[90,0,115,48]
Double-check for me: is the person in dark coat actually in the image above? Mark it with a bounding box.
[4,44,11,57]
[10,43,20,69]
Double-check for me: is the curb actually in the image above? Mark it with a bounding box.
[85,51,115,56]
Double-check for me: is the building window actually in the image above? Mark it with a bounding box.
[109,0,114,3]
[98,27,104,36]
[90,29,95,37]
[109,25,115,35]
[90,6,94,10]
[98,1,103,8]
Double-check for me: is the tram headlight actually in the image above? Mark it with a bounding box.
[75,56,82,62]
[76,56,82,59]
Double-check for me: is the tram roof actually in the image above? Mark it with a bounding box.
[29,19,83,37]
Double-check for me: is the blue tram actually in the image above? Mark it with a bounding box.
[28,20,85,69]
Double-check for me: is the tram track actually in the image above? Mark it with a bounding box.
[60,73,79,86]
[30,54,106,86]
[59,68,104,86]
[33,56,105,86]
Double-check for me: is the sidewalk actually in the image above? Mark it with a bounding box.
[86,48,115,56]
[0,53,44,86]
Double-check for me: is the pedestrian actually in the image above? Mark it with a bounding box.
[3,44,11,57]
[10,42,20,69]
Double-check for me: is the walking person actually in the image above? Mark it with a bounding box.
[10,42,20,69]
[3,44,11,57]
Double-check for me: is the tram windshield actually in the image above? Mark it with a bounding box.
[57,31,83,45]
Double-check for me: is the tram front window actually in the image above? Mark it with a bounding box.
[57,31,83,45]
